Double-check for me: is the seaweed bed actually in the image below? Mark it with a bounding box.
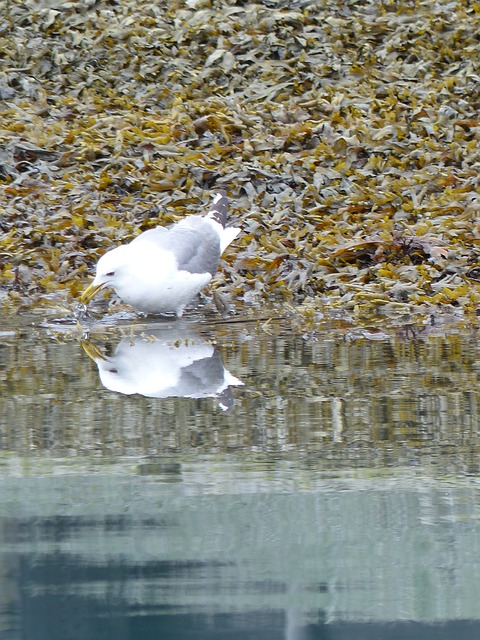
[1,0,479,326]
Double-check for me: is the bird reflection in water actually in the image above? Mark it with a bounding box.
[81,326,243,412]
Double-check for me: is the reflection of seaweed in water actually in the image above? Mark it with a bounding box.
[1,320,480,637]
[0,319,479,475]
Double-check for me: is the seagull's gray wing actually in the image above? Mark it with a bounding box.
[177,350,226,396]
[131,217,221,276]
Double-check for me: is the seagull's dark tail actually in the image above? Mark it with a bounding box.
[206,190,228,228]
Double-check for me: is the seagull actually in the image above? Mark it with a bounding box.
[80,190,240,316]
[81,326,243,411]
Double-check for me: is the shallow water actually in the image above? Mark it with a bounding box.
[1,312,480,639]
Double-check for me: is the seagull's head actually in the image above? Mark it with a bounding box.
[80,245,130,305]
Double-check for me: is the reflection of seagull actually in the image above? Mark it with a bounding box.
[80,191,240,316]
[81,329,243,411]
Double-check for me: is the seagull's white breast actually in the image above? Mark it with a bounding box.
[112,241,211,315]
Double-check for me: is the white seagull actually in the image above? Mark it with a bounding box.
[80,190,240,316]
[82,327,243,411]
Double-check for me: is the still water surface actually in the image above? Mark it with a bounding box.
[1,312,480,640]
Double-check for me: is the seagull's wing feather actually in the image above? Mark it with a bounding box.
[130,227,169,247]
[170,218,221,275]
[131,217,221,276]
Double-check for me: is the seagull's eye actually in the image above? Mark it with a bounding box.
[106,271,115,276]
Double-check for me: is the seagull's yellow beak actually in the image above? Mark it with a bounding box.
[80,339,106,362]
[80,281,104,305]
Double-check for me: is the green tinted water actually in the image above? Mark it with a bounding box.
[1,314,479,639]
